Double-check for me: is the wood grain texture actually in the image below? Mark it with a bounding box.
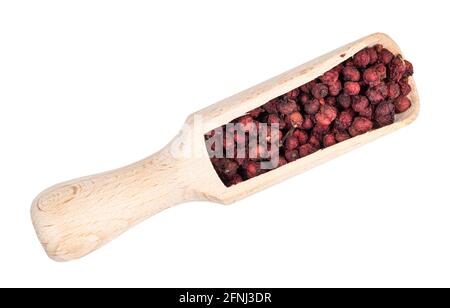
[31,33,419,261]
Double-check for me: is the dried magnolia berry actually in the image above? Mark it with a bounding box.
[353,49,370,68]
[394,96,411,114]
[363,67,380,86]
[312,83,329,99]
[304,98,321,115]
[379,48,394,64]
[338,93,352,109]
[352,95,369,113]
[342,66,361,81]
[399,78,412,96]
[315,105,337,126]
[350,117,373,136]
[335,130,351,142]
[344,81,361,95]
[262,99,279,114]
[299,143,317,157]
[285,150,300,162]
[302,115,314,130]
[366,83,388,103]
[367,47,378,64]
[323,133,336,147]
[285,136,300,151]
[287,111,303,128]
[293,129,309,145]
[206,44,414,187]
[389,56,406,82]
[320,70,339,84]
[308,135,321,149]
[335,109,354,130]
[277,99,297,115]
[327,81,342,96]
[387,81,401,99]
[375,101,395,127]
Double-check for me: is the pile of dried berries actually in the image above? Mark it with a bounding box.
[205,45,414,187]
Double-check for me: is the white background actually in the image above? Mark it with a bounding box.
[0,0,448,288]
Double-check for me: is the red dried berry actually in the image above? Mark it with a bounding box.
[327,81,342,96]
[358,105,373,119]
[245,161,259,178]
[350,117,373,136]
[335,130,350,142]
[323,133,336,147]
[315,105,338,126]
[379,48,394,64]
[262,99,279,114]
[248,107,263,118]
[299,143,318,157]
[344,81,361,95]
[352,95,369,113]
[404,60,414,76]
[285,136,300,151]
[366,83,388,104]
[387,81,401,99]
[311,83,329,99]
[398,78,412,96]
[335,109,354,130]
[367,47,378,64]
[325,96,337,106]
[286,88,300,99]
[338,93,352,109]
[389,56,406,82]
[277,99,298,115]
[363,67,380,86]
[285,150,300,162]
[353,49,371,68]
[308,135,321,149]
[375,101,395,127]
[320,70,339,84]
[373,63,387,80]
[287,111,303,128]
[229,174,243,186]
[302,115,314,130]
[267,114,286,130]
[300,80,317,94]
[342,66,361,81]
[293,129,309,145]
[304,98,321,115]
[299,94,310,104]
[394,96,411,114]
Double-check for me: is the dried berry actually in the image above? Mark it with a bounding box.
[315,105,337,126]
[285,136,300,151]
[286,88,300,99]
[299,144,318,157]
[366,83,388,104]
[308,135,321,149]
[277,99,298,115]
[387,81,401,99]
[379,48,394,64]
[267,114,286,130]
[363,67,380,86]
[304,98,321,115]
[248,107,264,118]
[398,78,412,96]
[338,93,352,109]
[335,109,354,130]
[389,55,406,82]
[293,129,309,145]
[302,115,314,130]
[342,66,361,81]
[311,83,329,99]
[375,101,395,127]
[367,47,378,64]
[349,117,373,136]
[262,99,279,114]
[285,150,300,162]
[327,81,342,96]
[353,49,370,68]
[287,111,303,128]
[323,133,336,147]
[404,60,414,76]
[320,70,339,84]
[335,130,350,142]
[352,96,369,113]
[394,96,411,114]
[344,81,361,95]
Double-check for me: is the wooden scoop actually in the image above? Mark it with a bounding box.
[31,33,419,261]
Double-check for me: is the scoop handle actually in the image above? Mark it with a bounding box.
[31,146,193,261]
